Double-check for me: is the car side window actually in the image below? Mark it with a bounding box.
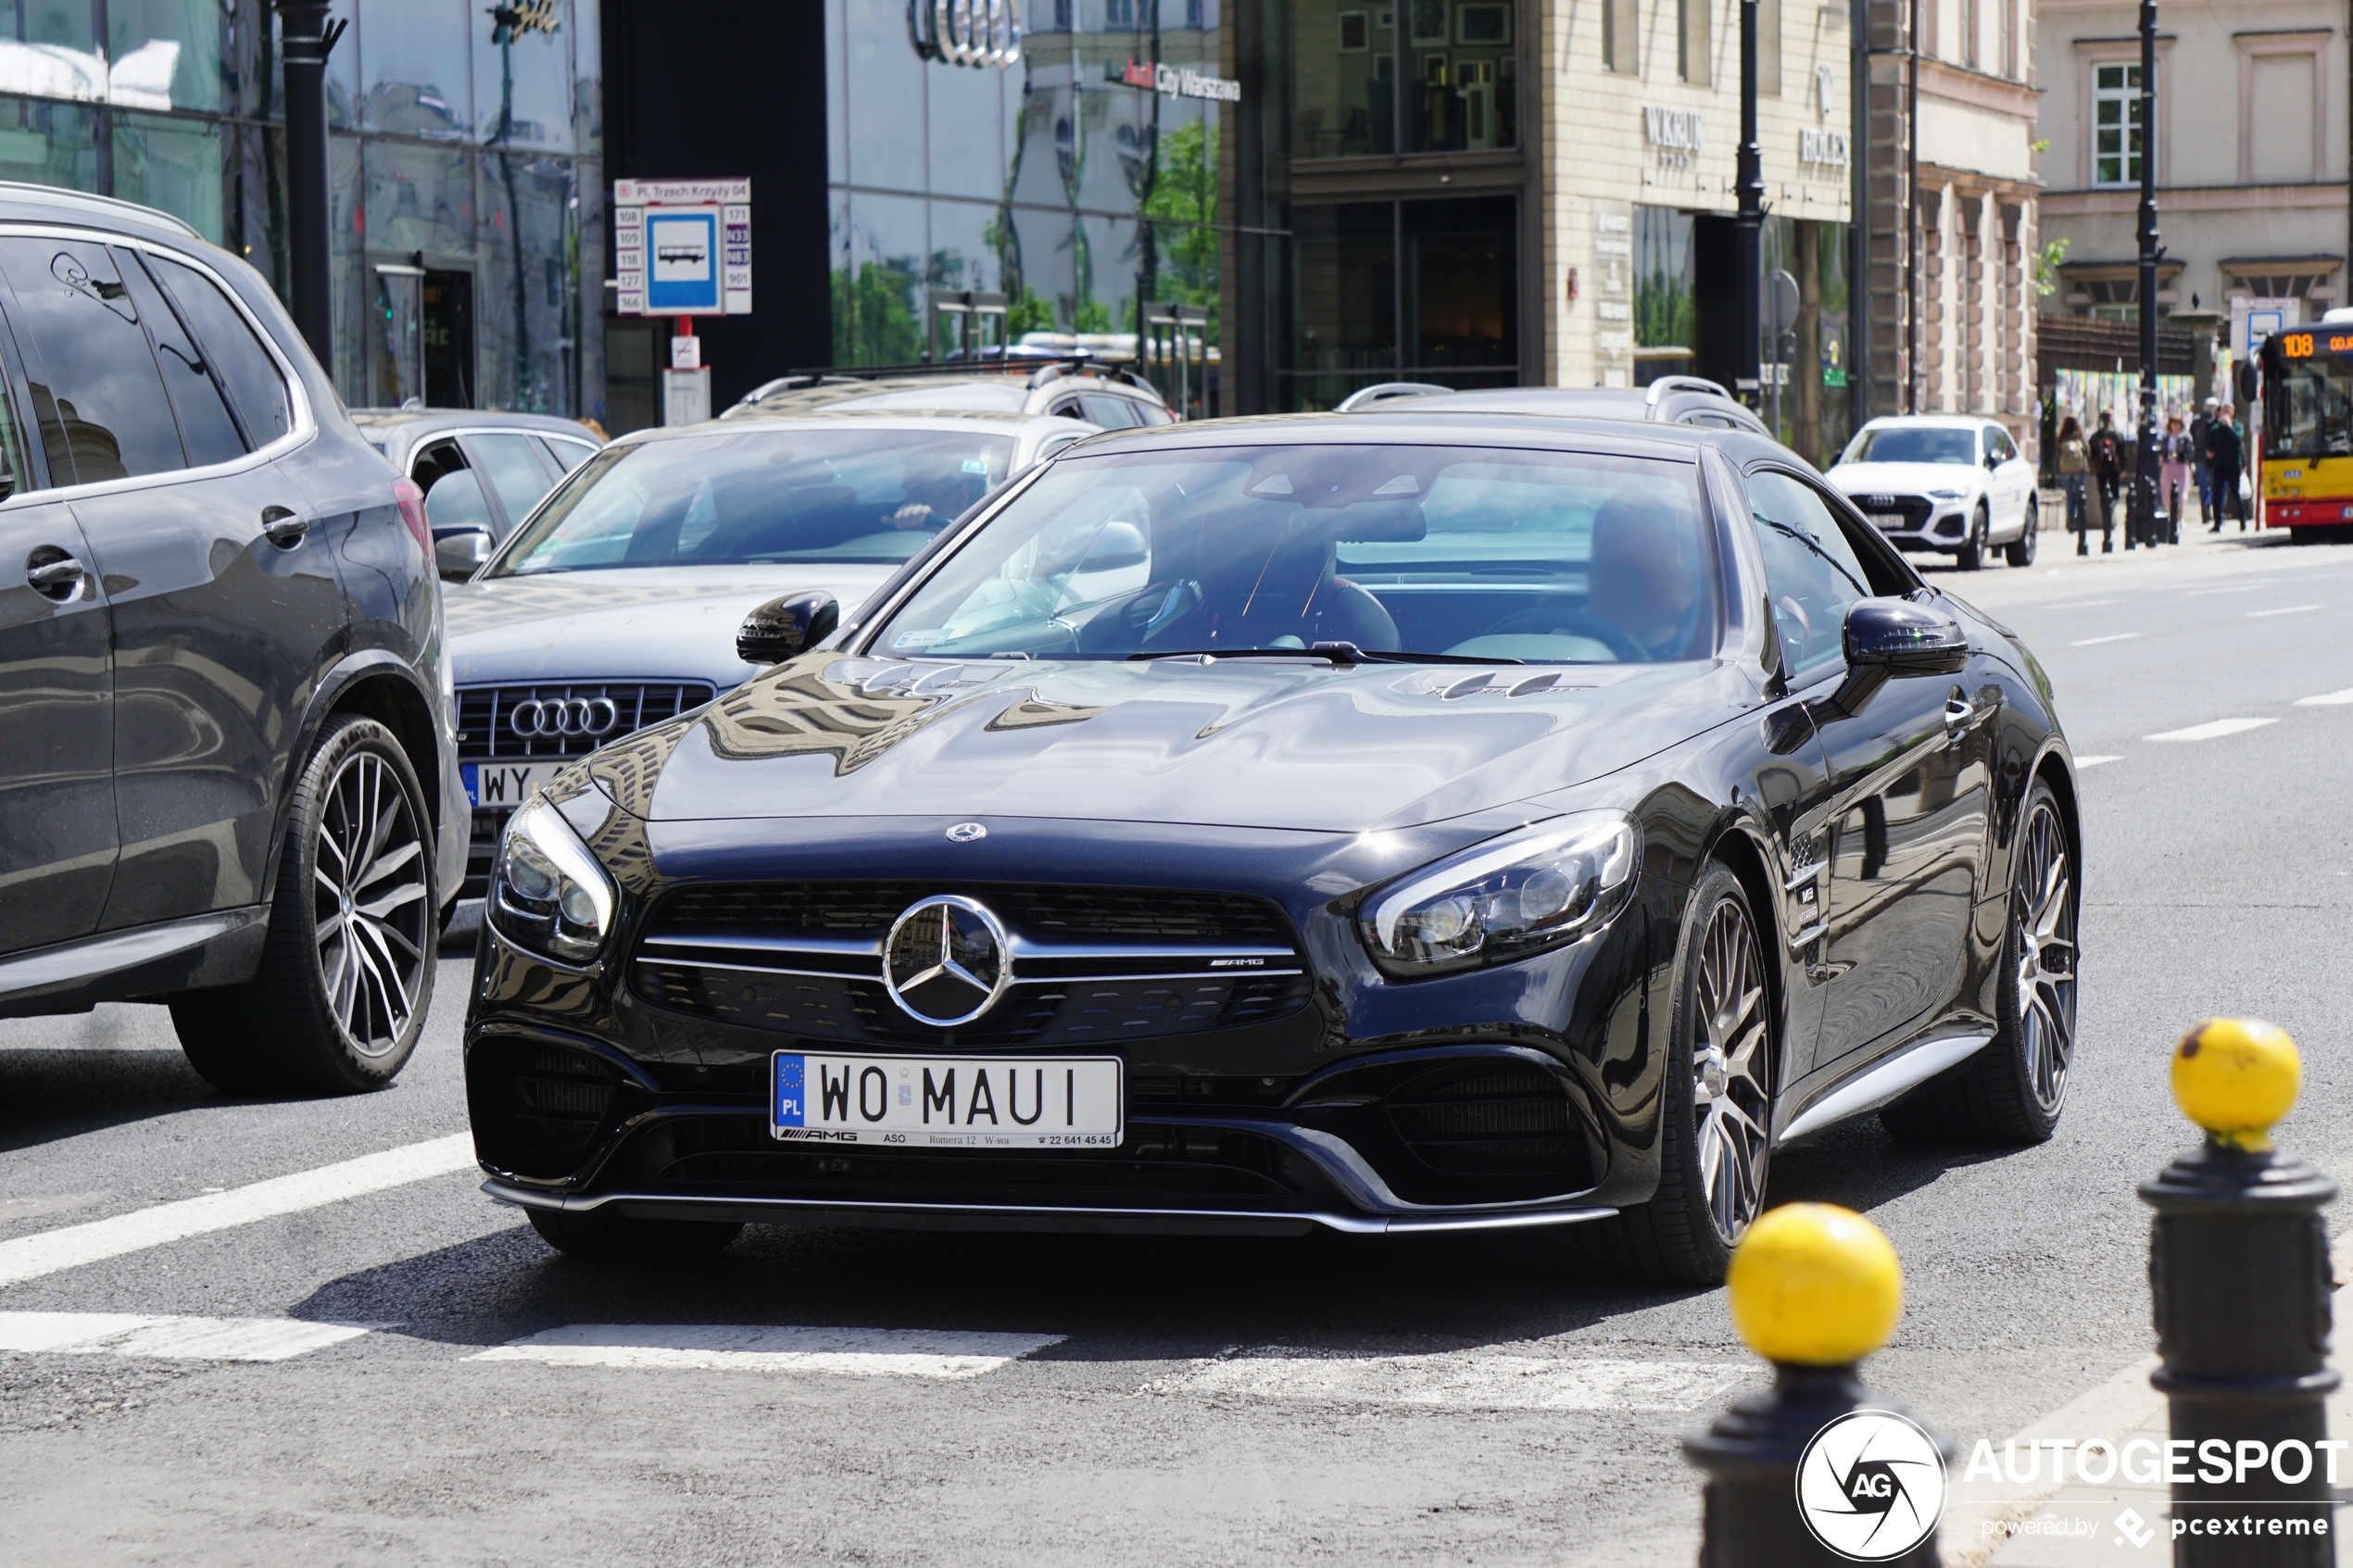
[1129,400,1175,426]
[1078,392,1142,429]
[117,247,245,468]
[0,235,186,483]
[145,254,293,448]
[1746,469,1874,678]
[470,433,562,531]
[539,435,598,472]
[1989,427,2019,463]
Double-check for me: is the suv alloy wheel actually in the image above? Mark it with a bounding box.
[172,716,437,1094]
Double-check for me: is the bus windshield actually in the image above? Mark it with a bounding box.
[2265,344,2353,460]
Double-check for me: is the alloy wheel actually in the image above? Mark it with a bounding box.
[311,749,431,1055]
[2013,800,2077,1113]
[1692,897,1772,1244]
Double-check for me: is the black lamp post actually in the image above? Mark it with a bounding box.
[1734,0,1764,408]
[2129,0,2161,548]
[272,1,345,370]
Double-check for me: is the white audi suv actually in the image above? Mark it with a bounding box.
[1826,415,2041,570]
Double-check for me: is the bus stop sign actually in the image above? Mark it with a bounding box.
[615,178,750,317]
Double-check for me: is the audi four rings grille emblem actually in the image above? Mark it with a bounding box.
[509,696,621,739]
[883,895,1011,1028]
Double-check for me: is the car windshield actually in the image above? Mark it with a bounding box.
[1844,426,1977,465]
[868,444,1719,664]
[491,427,1015,575]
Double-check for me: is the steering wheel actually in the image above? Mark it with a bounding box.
[1477,607,1650,663]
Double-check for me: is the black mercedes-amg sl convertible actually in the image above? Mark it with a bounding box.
[463,409,2080,1285]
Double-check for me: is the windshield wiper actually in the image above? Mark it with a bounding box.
[1127,642,1523,666]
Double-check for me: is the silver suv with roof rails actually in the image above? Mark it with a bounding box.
[724,356,1176,429]
[1339,377,1773,436]
[349,407,605,580]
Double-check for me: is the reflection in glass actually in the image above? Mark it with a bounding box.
[572,0,599,154]
[359,0,469,140]
[926,52,1004,203]
[367,138,472,257]
[478,152,576,412]
[0,93,94,189]
[0,234,190,481]
[475,0,573,152]
[111,110,220,238]
[1633,203,1693,384]
[328,134,365,406]
[1405,195,1513,372]
[1293,0,1393,155]
[1407,0,1515,153]
[107,0,222,112]
[842,0,925,193]
[833,191,927,367]
[1289,202,1394,409]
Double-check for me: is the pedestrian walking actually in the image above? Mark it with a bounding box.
[2205,403,2247,531]
[2189,399,2216,525]
[2159,415,2193,543]
[2087,410,2123,552]
[2056,416,2091,555]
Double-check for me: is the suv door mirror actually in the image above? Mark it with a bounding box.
[737,590,840,666]
[434,527,491,582]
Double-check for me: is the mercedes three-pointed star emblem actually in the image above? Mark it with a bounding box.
[882,895,1013,1027]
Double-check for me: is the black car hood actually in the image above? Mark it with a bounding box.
[590,653,1740,834]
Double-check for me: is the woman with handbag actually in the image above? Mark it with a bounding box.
[2159,414,2194,538]
[2056,415,2092,555]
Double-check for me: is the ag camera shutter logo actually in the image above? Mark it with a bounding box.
[1794,1410,1947,1561]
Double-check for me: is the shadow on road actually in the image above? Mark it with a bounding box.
[292,1215,1728,1357]
[1764,1114,2016,1211]
[0,1047,219,1156]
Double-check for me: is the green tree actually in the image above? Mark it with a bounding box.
[831,258,922,366]
[1141,119,1220,339]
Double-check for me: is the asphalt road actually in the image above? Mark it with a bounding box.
[4,530,2350,1567]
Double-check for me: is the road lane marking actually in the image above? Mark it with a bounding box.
[1143,1348,1748,1411]
[2248,604,2322,618]
[2295,687,2353,706]
[2073,755,2121,768]
[2042,598,2122,610]
[467,1323,1064,1377]
[2068,633,2140,646]
[2184,583,2267,596]
[0,1134,474,1288]
[0,1311,367,1362]
[2145,718,2278,742]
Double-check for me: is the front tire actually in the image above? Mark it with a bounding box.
[1956,505,1988,571]
[527,1207,744,1260]
[171,715,437,1095]
[2004,496,2039,567]
[1575,862,1776,1286]
[1881,779,2077,1144]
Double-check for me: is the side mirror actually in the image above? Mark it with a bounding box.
[434,527,492,582]
[737,590,840,666]
[1814,598,1968,721]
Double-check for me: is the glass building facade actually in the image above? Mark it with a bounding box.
[0,0,600,420]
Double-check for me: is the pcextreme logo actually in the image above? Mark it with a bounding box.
[1795,1410,1948,1562]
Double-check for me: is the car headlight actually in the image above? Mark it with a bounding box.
[1928,487,1969,500]
[487,796,616,966]
[1360,814,1640,977]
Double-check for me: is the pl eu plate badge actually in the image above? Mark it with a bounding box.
[774,1054,807,1130]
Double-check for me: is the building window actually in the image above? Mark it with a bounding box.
[2000,0,2018,79]
[1106,0,1136,29]
[2092,62,2142,187]
[1604,0,1638,73]
[1961,0,1977,69]
[1294,0,1518,157]
[1679,0,1710,85]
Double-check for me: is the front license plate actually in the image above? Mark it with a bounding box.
[462,763,543,809]
[1868,512,1907,531]
[772,1053,1125,1148]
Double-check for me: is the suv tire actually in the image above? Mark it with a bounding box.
[1956,504,1988,571]
[172,715,437,1095]
[1573,862,1776,1286]
[526,1207,744,1260]
[2004,495,2039,567]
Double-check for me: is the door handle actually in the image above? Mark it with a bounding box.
[25,546,87,601]
[261,506,310,546]
[1943,696,1975,735]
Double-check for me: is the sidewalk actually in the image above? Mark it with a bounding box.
[1956,1354,2353,1566]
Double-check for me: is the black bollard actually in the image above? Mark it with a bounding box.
[1687,1204,1950,1566]
[2141,1019,2339,1566]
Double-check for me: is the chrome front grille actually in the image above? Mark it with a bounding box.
[629,882,1313,1044]
[458,680,716,762]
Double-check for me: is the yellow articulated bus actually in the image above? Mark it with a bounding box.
[2261,322,2353,539]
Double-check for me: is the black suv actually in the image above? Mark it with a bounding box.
[0,184,463,1093]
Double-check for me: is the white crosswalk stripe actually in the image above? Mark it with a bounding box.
[467,1323,1064,1377]
[0,1311,368,1362]
[2145,717,2279,742]
[2074,755,2121,768]
[2069,633,2141,646]
[2295,687,2353,706]
[1142,1348,1749,1411]
[0,1134,475,1288]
